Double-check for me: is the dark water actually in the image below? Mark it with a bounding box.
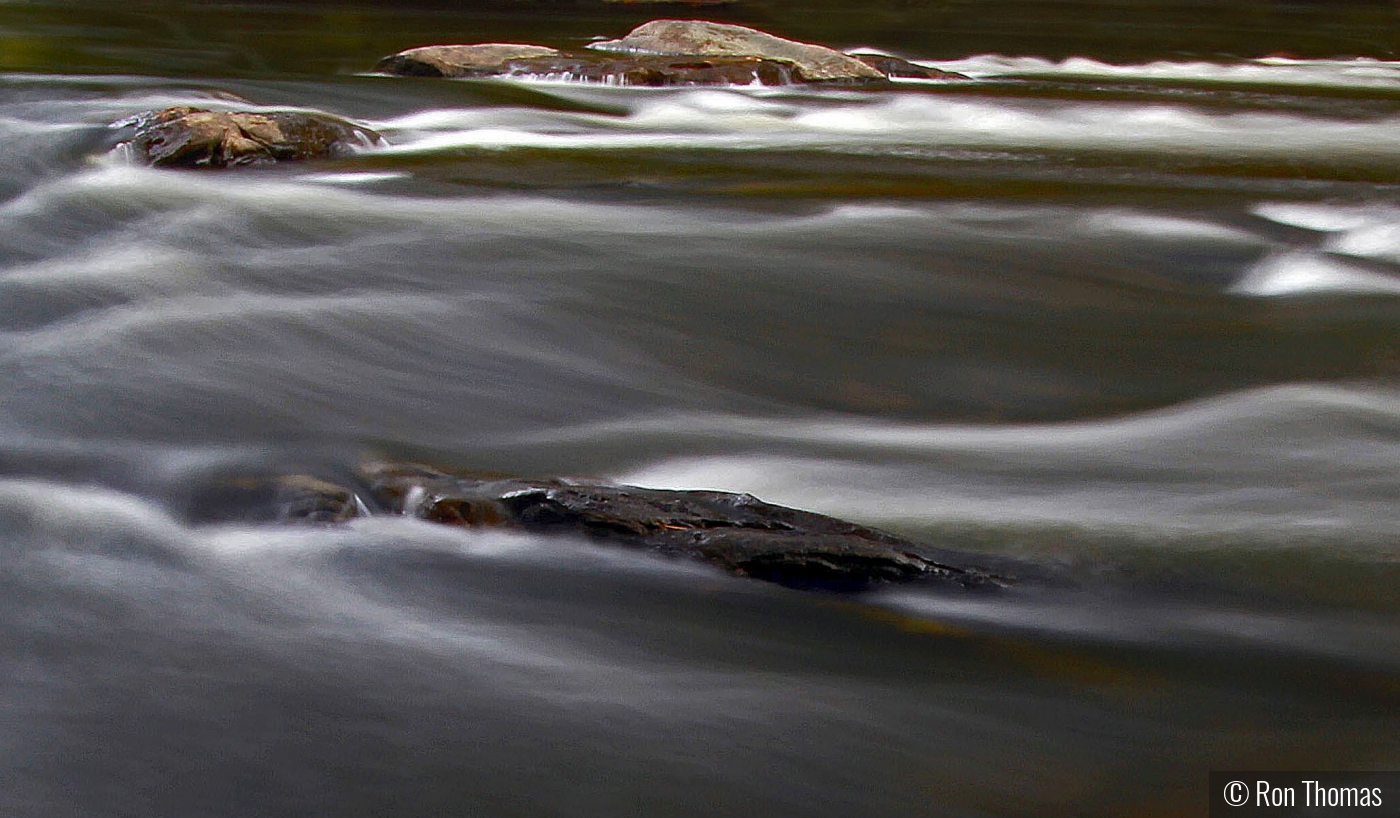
[3,2,1400,816]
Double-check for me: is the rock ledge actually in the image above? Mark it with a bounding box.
[195,462,1009,593]
[376,20,968,87]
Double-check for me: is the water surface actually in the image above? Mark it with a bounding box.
[2,2,1399,816]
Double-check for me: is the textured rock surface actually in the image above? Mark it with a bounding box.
[364,463,1006,591]
[379,51,797,86]
[375,44,562,78]
[372,22,976,86]
[588,19,885,82]
[119,106,378,168]
[184,460,1008,591]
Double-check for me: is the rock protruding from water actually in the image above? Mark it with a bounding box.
[374,20,966,86]
[374,44,562,78]
[378,47,800,85]
[256,462,996,592]
[588,19,885,82]
[119,107,379,168]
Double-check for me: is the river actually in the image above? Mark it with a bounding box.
[2,2,1399,816]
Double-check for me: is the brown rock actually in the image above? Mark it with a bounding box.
[588,19,885,83]
[383,52,799,86]
[120,107,379,169]
[375,44,562,78]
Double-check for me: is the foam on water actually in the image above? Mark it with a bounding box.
[0,477,188,553]
[1251,203,1400,266]
[1252,202,1400,234]
[297,171,411,186]
[1081,210,1261,243]
[878,590,1400,664]
[368,90,1400,162]
[1231,250,1400,296]
[588,383,1400,539]
[550,382,1400,457]
[931,54,1400,89]
[0,164,757,240]
[0,244,203,290]
[5,163,1287,256]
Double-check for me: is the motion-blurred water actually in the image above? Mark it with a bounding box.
[2,3,1399,816]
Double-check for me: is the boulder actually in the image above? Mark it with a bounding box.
[379,51,798,86]
[183,459,1010,592]
[119,106,379,169]
[375,43,562,78]
[588,19,885,83]
[372,23,977,86]
[364,463,1006,592]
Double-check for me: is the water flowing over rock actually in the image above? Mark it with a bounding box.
[373,20,916,86]
[117,106,379,168]
[588,19,885,82]
[380,51,798,86]
[374,44,562,78]
[190,462,1008,592]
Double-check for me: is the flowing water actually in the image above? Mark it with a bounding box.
[3,2,1400,816]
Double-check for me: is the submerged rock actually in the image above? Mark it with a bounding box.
[183,474,365,525]
[211,462,1006,593]
[118,106,378,168]
[374,44,562,78]
[588,19,885,83]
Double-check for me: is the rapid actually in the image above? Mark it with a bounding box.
[1,2,1398,815]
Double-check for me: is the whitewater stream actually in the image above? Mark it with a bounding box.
[1,2,1399,816]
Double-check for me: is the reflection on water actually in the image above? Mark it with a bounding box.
[1,1,1399,816]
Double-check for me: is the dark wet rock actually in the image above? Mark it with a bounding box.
[361,463,1006,592]
[374,44,562,78]
[588,19,885,83]
[118,106,379,168]
[852,53,969,81]
[382,51,798,86]
[185,460,1009,592]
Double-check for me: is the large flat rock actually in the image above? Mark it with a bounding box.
[374,20,934,86]
[374,44,562,78]
[588,19,885,82]
[379,51,800,86]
